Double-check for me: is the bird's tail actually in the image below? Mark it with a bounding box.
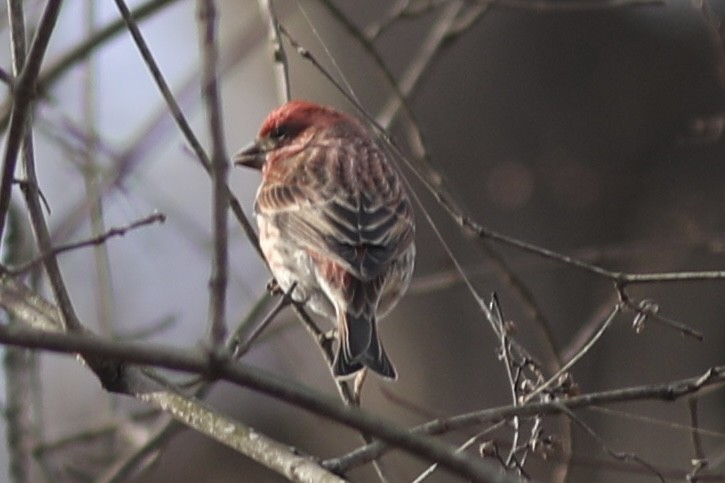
[332,312,397,380]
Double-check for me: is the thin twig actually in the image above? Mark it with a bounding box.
[4,212,166,276]
[588,405,725,441]
[96,415,180,483]
[411,421,508,483]
[258,0,290,102]
[82,0,117,347]
[617,288,704,340]
[490,295,521,468]
[560,405,665,483]
[112,0,210,171]
[32,409,158,455]
[524,304,621,404]
[234,287,292,357]
[326,366,725,472]
[688,396,709,482]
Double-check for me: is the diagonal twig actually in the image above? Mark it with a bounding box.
[3,212,165,276]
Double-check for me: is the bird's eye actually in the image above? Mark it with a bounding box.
[270,125,289,141]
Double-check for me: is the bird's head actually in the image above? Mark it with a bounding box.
[233,100,355,171]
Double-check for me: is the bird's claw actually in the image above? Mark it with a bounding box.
[320,330,336,351]
[266,278,282,295]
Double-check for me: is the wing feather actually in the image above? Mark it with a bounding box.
[256,130,413,281]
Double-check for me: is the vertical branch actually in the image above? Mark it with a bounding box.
[82,0,117,342]
[0,0,63,245]
[197,0,229,346]
[2,203,37,483]
[5,1,67,479]
[4,7,32,472]
[7,0,84,334]
[687,395,708,481]
[82,0,119,421]
[258,0,290,102]
[3,346,34,483]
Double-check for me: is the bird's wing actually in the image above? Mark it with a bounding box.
[256,138,414,281]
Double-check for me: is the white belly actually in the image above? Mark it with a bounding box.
[258,213,336,320]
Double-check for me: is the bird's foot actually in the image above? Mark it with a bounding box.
[266,278,282,295]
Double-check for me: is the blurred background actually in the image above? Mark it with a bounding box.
[0,0,724,481]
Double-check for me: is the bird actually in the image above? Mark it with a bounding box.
[234,100,415,379]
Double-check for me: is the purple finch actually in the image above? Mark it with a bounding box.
[235,100,415,379]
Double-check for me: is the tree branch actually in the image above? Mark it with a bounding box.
[197,0,229,347]
[0,277,514,482]
[327,366,725,472]
[0,0,63,244]
[4,212,165,276]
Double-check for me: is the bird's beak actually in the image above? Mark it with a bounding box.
[233,140,265,170]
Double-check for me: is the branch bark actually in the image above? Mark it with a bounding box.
[0,276,514,482]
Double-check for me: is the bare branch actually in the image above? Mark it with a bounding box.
[561,406,665,482]
[0,298,515,483]
[524,304,621,403]
[197,0,229,347]
[687,396,709,482]
[0,0,63,244]
[0,278,348,483]
[258,0,290,102]
[142,392,348,483]
[96,416,178,483]
[4,212,166,276]
[81,1,117,343]
[327,366,725,472]
[617,289,704,340]
[8,0,88,338]
[3,346,34,483]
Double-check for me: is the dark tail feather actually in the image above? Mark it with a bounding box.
[332,313,397,380]
[362,321,397,379]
